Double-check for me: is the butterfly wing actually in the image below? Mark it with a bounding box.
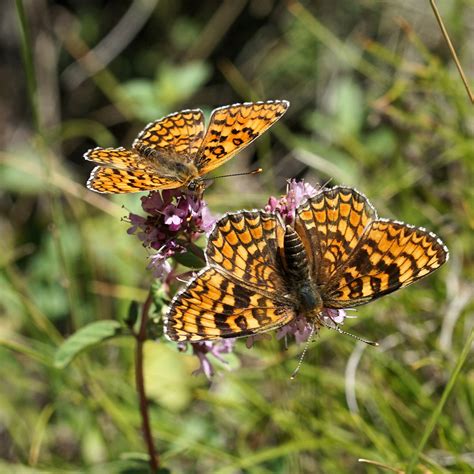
[294,186,378,285]
[195,100,289,175]
[322,219,449,308]
[132,109,205,156]
[84,147,146,170]
[85,110,205,193]
[295,186,448,308]
[165,211,296,342]
[87,166,180,193]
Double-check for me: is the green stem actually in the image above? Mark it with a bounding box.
[429,0,474,104]
[406,329,474,473]
[15,0,39,132]
[135,290,159,472]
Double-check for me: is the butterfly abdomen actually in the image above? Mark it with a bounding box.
[284,225,323,313]
[284,225,308,277]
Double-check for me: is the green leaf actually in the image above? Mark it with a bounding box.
[173,250,205,269]
[123,300,139,329]
[54,320,123,368]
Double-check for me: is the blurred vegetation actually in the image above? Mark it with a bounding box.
[1,0,473,472]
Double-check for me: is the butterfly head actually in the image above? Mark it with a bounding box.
[187,178,207,196]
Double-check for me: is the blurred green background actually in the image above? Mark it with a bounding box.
[1,0,473,472]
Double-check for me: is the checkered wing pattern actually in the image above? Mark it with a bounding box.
[295,187,449,308]
[84,147,144,170]
[133,109,205,155]
[295,186,378,284]
[195,100,289,175]
[87,167,179,194]
[165,211,295,342]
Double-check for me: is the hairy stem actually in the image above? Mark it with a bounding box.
[135,290,159,471]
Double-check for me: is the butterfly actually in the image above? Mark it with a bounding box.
[84,100,289,194]
[164,186,449,342]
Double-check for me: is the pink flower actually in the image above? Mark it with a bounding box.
[178,340,236,379]
[275,308,348,344]
[265,179,318,224]
[127,189,215,280]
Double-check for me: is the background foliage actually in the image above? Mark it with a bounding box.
[1,0,473,472]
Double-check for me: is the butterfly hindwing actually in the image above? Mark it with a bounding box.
[322,219,449,307]
[206,211,287,295]
[87,167,180,193]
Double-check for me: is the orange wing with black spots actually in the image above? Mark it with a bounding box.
[165,211,295,342]
[205,211,286,293]
[85,101,289,194]
[87,167,179,194]
[132,109,205,156]
[295,187,449,308]
[84,147,145,170]
[195,100,289,175]
[295,186,378,284]
[165,268,294,341]
[322,219,449,307]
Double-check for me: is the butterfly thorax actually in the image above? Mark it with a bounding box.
[283,225,323,316]
[134,144,200,184]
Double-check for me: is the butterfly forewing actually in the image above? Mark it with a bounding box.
[295,186,377,285]
[133,109,205,155]
[322,219,449,307]
[195,100,289,175]
[206,211,287,295]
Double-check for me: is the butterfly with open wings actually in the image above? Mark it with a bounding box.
[165,186,449,342]
[85,100,289,194]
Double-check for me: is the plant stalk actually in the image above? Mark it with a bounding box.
[135,290,159,471]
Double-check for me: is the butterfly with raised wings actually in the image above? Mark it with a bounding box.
[85,100,289,194]
[165,186,449,342]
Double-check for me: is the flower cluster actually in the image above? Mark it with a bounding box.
[178,340,236,379]
[265,178,319,224]
[127,189,214,278]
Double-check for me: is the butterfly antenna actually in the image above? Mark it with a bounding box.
[290,323,316,380]
[320,177,334,191]
[329,325,379,346]
[203,168,262,182]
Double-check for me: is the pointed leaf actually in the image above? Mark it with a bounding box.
[54,320,122,368]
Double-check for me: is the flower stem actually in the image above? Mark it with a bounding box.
[135,290,159,471]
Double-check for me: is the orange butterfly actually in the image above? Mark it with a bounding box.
[85,100,289,194]
[165,186,449,342]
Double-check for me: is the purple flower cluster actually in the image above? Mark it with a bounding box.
[127,189,215,278]
[275,308,348,344]
[265,179,319,224]
[178,340,236,379]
